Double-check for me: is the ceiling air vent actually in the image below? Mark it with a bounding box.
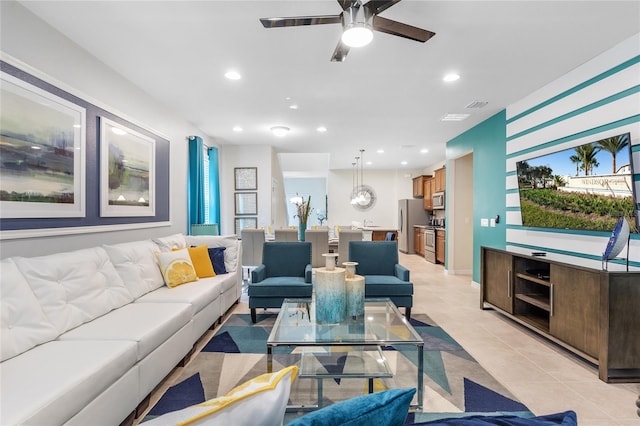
[465,101,488,109]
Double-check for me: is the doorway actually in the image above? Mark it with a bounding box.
[449,152,473,275]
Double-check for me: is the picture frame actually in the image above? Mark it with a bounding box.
[0,71,86,218]
[235,192,258,215]
[234,167,257,190]
[235,217,257,235]
[100,117,156,217]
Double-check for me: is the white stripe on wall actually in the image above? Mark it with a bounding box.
[507,34,640,120]
[507,63,640,138]
[507,93,640,155]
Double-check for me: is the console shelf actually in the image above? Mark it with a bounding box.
[481,246,640,383]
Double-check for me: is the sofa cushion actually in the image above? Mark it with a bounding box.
[103,240,165,299]
[153,233,187,252]
[136,278,223,316]
[414,411,578,425]
[208,247,228,274]
[0,340,138,426]
[0,258,59,362]
[364,278,414,296]
[59,302,192,360]
[143,366,298,426]
[188,245,216,278]
[13,247,133,335]
[185,235,239,272]
[248,278,313,298]
[156,248,199,288]
[288,388,415,426]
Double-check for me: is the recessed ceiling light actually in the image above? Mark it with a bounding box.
[376,149,384,154]
[443,73,460,82]
[316,126,327,133]
[420,149,428,154]
[224,70,241,80]
[401,161,408,165]
[366,161,372,165]
[441,113,470,122]
[232,126,243,132]
[270,126,290,137]
[289,104,299,110]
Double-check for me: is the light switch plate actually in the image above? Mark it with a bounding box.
[490,218,496,227]
[481,218,489,227]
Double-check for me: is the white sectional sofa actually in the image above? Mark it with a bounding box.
[0,233,242,426]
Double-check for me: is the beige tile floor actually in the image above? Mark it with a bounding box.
[138,252,639,425]
[398,252,639,426]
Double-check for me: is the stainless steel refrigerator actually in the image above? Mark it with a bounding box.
[398,199,428,254]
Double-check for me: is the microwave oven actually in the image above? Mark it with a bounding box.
[433,192,445,210]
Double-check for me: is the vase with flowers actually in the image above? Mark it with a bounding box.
[292,194,312,241]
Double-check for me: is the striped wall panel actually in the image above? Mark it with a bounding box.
[504,33,640,271]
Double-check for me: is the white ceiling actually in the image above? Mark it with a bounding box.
[19,1,640,172]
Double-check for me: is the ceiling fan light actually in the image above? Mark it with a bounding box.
[342,25,373,48]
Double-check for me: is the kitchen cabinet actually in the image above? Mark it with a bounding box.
[423,178,435,210]
[412,175,430,198]
[414,227,425,257]
[481,246,640,382]
[434,167,446,193]
[435,229,445,264]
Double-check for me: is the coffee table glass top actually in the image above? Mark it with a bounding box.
[267,298,422,346]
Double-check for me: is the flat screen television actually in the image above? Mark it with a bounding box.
[516,132,638,234]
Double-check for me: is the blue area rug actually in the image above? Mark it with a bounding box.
[143,312,531,424]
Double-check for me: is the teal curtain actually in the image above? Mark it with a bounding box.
[208,146,221,225]
[188,136,205,226]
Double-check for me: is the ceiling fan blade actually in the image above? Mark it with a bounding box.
[371,15,435,42]
[260,15,342,28]
[330,40,350,62]
[365,0,402,15]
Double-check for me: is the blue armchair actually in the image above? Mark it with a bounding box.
[348,241,413,319]
[248,242,313,323]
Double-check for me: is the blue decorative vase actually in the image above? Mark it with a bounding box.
[298,222,307,241]
[315,267,346,324]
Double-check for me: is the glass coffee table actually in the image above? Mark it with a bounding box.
[267,298,424,410]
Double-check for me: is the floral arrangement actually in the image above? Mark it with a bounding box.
[292,194,312,226]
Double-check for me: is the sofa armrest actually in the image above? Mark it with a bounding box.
[251,264,266,283]
[395,264,410,281]
[305,264,313,283]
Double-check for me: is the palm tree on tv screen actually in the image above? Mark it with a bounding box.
[574,143,600,176]
[597,134,630,173]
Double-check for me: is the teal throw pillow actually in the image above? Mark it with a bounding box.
[287,388,415,426]
[207,247,227,274]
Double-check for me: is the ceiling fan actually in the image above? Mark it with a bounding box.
[259,0,436,62]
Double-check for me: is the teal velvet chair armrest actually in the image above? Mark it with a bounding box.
[252,264,266,283]
[305,264,313,283]
[395,264,410,281]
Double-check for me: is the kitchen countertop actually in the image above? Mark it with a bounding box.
[414,225,446,231]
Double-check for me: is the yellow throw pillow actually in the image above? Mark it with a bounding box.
[156,249,198,288]
[187,245,216,278]
[142,366,298,426]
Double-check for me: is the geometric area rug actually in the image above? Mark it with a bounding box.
[143,312,533,424]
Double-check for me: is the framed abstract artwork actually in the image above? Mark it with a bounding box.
[235,217,257,235]
[234,167,257,190]
[235,192,258,215]
[0,71,86,218]
[99,117,156,217]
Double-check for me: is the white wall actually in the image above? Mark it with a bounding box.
[327,169,415,229]
[0,2,214,258]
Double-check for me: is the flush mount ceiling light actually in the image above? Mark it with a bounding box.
[443,73,460,82]
[224,70,241,80]
[316,126,327,133]
[270,126,290,137]
[232,126,243,132]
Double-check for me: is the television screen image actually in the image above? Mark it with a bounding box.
[516,132,638,233]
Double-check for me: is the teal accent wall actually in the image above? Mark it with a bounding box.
[447,111,507,283]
